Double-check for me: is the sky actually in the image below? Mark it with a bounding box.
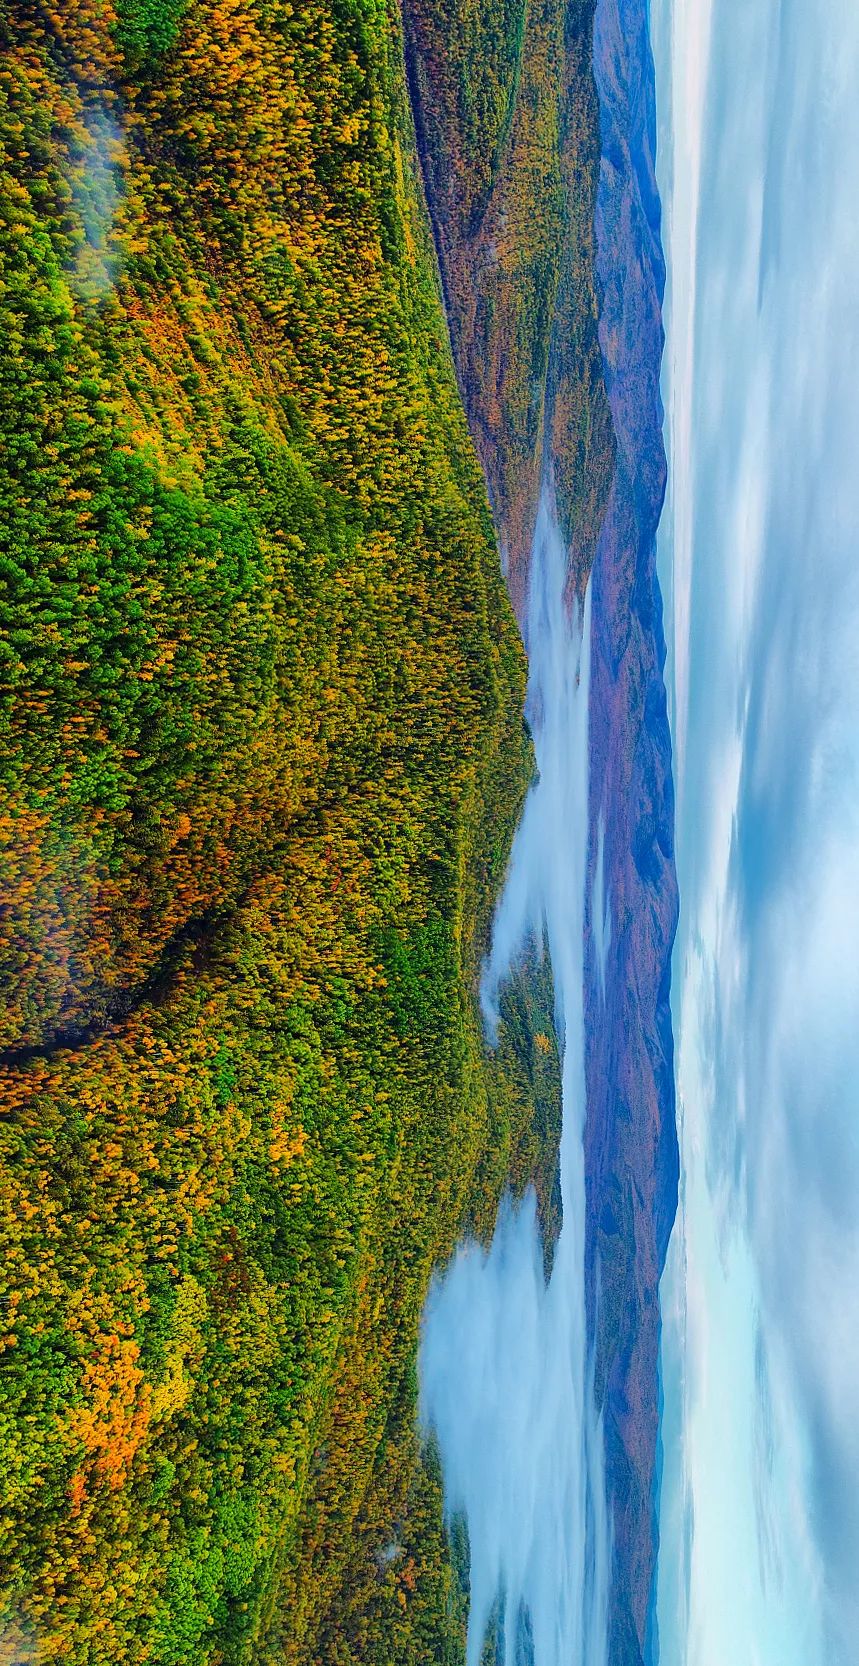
[652,0,859,1660]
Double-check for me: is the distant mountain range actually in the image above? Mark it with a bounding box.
[407,0,679,1656]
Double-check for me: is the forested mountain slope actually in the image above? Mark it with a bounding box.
[404,0,614,614]
[0,2,544,1659]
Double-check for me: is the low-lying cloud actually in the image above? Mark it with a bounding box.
[421,493,610,1666]
[70,103,126,301]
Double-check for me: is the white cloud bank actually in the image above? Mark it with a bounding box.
[421,492,610,1666]
[652,0,859,1660]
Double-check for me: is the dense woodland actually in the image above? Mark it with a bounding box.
[404,0,612,613]
[0,0,600,1659]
